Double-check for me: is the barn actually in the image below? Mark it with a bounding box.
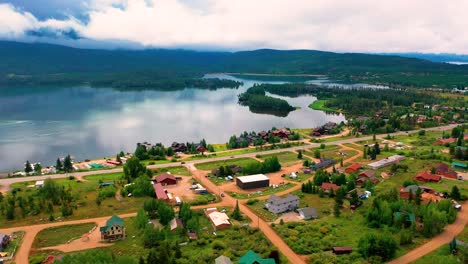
[154,173,177,186]
[236,174,270,190]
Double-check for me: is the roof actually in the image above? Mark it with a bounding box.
[367,155,404,169]
[154,173,176,183]
[452,162,468,168]
[99,215,124,232]
[206,209,230,227]
[394,212,416,222]
[311,159,336,169]
[236,174,269,183]
[215,256,233,264]
[332,247,353,252]
[170,218,184,231]
[153,183,168,200]
[268,194,299,206]
[415,171,441,182]
[239,250,276,264]
[359,170,376,178]
[321,182,340,191]
[402,185,420,194]
[345,163,361,172]
[434,163,450,172]
[298,207,319,218]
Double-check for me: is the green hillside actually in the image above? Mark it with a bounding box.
[1,41,468,88]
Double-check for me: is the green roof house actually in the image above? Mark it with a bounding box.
[100,215,126,241]
[239,250,275,264]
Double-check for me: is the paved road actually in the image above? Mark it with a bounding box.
[0,124,458,192]
[388,201,468,264]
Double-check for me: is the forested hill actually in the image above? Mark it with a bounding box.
[1,41,468,88]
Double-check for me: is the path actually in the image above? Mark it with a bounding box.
[388,201,468,264]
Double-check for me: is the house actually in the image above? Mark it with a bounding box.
[414,171,441,183]
[345,163,361,174]
[367,155,405,169]
[215,255,233,264]
[153,183,169,201]
[356,170,379,185]
[310,159,336,171]
[154,173,177,186]
[436,138,457,145]
[320,182,340,192]
[332,247,353,255]
[239,250,276,264]
[205,208,231,230]
[434,163,458,179]
[265,194,299,214]
[297,207,319,220]
[0,234,10,251]
[171,142,187,153]
[169,218,184,233]
[272,128,291,139]
[100,215,126,241]
[399,185,421,199]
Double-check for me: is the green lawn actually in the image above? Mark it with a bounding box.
[33,223,96,248]
[83,172,123,182]
[246,200,278,222]
[412,244,460,264]
[258,152,302,166]
[195,158,261,171]
[308,99,339,113]
[229,183,296,199]
[153,166,191,176]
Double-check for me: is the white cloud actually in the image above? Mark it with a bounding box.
[2,0,468,53]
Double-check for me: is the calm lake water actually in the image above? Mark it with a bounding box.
[0,74,346,171]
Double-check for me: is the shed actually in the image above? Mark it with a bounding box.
[332,247,353,255]
[297,207,319,220]
[236,174,270,190]
[239,250,275,264]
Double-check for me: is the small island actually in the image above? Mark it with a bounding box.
[238,85,296,117]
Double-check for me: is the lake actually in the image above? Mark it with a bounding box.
[0,74,345,171]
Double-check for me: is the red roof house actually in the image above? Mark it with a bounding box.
[320,182,340,192]
[153,183,169,200]
[345,163,361,174]
[436,138,456,145]
[434,163,458,179]
[154,173,177,186]
[414,171,441,183]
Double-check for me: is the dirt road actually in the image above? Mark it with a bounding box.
[388,201,468,264]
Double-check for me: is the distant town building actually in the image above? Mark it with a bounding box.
[367,155,405,169]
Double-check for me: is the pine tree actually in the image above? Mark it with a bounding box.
[63,155,73,173]
[297,150,303,159]
[232,200,242,220]
[451,185,461,201]
[56,158,63,172]
[24,160,33,174]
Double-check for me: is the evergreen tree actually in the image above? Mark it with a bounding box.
[123,157,146,183]
[56,158,63,172]
[451,185,461,200]
[297,150,303,159]
[34,163,42,174]
[24,160,33,174]
[333,202,341,217]
[63,155,73,172]
[415,188,422,205]
[232,200,242,220]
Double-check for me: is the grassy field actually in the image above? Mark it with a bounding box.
[83,172,123,181]
[33,223,96,248]
[153,166,191,176]
[229,183,296,199]
[308,100,339,113]
[3,177,152,228]
[195,158,261,171]
[258,151,303,166]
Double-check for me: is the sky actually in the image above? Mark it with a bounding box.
[1,0,468,53]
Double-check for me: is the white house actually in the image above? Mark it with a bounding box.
[265,194,299,214]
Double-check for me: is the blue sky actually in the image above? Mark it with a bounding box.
[1,0,467,53]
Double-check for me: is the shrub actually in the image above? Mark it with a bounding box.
[98,186,117,199]
[246,199,259,205]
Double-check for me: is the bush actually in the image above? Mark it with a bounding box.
[246,199,259,205]
[400,231,413,245]
[98,186,117,199]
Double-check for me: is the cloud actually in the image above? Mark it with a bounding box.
[1,0,468,53]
